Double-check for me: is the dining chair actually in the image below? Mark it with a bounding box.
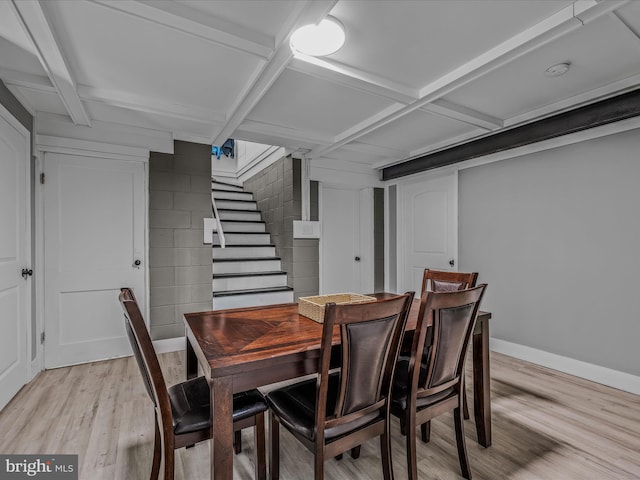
[421,268,478,294]
[266,292,415,480]
[391,285,486,480]
[418,268,478,434]
[118,287,267,480]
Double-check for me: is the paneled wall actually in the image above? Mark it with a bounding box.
[149,141,212,340]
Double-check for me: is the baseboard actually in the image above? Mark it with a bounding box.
[153,336,186,354]
[490,338,640,396]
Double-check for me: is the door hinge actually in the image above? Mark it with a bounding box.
[40,332,45,344]
[40,172,45,184]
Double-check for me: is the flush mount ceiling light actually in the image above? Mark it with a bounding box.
[290,16,345,57]
[545,62,571,77]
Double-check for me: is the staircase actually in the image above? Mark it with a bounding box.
[211,179,294,309]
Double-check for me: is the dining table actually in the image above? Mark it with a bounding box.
[183,292,492,480]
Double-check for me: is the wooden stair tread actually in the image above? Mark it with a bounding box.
[212,257,281,262]
[213,286,293,297]
[213,271,286,278]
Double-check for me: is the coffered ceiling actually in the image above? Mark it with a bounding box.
[1,0,639,173]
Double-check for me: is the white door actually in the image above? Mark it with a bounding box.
[400,172,457,293]
[0,109,30,411]
[320,186,374,295]
[43,153,145,368]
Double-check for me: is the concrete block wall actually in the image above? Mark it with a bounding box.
[243,155,319,300]
[149,141,212,340]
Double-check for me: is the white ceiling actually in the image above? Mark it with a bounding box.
[2,0,640,172]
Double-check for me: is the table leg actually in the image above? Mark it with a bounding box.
[210,376,234,480]
[186,336,198,379]
[472,315,491,447]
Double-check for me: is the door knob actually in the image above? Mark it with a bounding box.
[134,259,142,268]
[354,256,361,262]
[21,268,33,279]
[449,259,455,267]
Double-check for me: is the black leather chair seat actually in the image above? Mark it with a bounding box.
[266,373,381,442]
[169,376,267,435]
[391,357,453,413]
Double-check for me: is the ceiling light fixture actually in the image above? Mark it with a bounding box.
[545,62,571,77]
[290,16,345,57]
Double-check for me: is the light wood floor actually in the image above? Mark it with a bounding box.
[1,351,639,479]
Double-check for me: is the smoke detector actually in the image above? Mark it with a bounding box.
[545,62,571,77]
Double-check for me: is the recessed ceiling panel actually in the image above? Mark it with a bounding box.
[43,1,263,114]
[0,38,45,77]
[442,14,640,121]
[247,69,397,137]
[328,0,573,90]
[0,1,38,57]
[357,109,476,155]
[176,0,294,39]
[234,125,315,152]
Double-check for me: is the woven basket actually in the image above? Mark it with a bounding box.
[298,293,377,323]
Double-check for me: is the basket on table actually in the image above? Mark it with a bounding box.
[298,293,377,323]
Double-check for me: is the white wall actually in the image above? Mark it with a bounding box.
[459,128,640,381]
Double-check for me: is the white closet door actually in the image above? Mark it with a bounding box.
[0,110,30,410]
[400,172,457,293]
[43,152,145,368]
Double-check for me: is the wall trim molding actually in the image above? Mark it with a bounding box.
[153,336,185,354]
[36,134,149,161]
[491,338,640,396]
[0,102,30,136]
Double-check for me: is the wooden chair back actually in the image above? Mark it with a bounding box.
[411,285,486,400]
[316,293,415,438]
[421,268,478,294]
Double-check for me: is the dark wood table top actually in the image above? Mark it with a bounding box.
[183,292,490,380]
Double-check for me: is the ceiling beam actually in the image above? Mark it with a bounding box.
[308,0,628,160]
[90,0,273,59]
[11,0,91,126]
[422,99,503,130]
[237,119,332,146]
[287,55,418,104]
[382,87,640,180]
[211,0,338,146]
